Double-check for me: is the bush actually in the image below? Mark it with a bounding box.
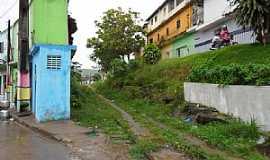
[143,44,161,65]
[187,64,270,85]
[109,59,128,77]
[128,59,142,71]
[92,73,102,81]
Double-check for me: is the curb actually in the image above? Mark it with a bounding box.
[11,113,73,147]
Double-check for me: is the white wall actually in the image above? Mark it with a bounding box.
[184,82,270,131]
[0,30,7,62]
[204,0,230,23]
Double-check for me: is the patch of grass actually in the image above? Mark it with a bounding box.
[129,140,160,160]
[71,86,135,142]
[189,119,263,159]
[96,87,268,160]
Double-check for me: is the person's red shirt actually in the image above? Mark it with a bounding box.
[220,30,230,41]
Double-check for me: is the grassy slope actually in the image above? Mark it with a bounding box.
[95,44,270,160]
[71,86,135,142]
[136,44,270,86]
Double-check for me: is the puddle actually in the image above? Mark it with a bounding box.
[0,122,73,160]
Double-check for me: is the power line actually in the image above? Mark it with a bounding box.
[0,0,19,20]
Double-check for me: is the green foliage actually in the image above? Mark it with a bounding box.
[71,86,134,141]
[190,119,262,158]
[128,59,142,71]
[94,44,270,159]
[187,64,270,85]
[143,43,161,65]
[129,140,160,160]
[71,71,84,109]
[109,59,128,77]
[97,86,266,160]
[87,8,145,72]
[229,0,270,44]
[92,73,102,82]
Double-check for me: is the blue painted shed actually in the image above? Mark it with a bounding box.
[31,44,76,122]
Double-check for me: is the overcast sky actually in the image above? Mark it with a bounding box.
[0,0,164,69]
[69,0,164,69]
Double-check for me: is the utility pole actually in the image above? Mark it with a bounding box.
[17,0,30,112]
[6,20,11,108]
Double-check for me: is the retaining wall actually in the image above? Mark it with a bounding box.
[184,82,270,131]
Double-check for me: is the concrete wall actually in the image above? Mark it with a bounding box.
[29,0,69,45]
[31,45,74,122]
[184,82,270,131]
[161,44,172,59]
[0,30,8,61]
[203,0,230,23]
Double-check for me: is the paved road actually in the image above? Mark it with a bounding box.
[0,121,75,160]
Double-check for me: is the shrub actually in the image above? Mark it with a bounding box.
[143,44,161,65]
[109,59,128,77]
[187,64,270,86]
[92,73,102,81]
[128,59,142,71]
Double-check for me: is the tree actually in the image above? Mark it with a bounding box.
[143,44,161,65]
[229,0,270,44]
[87,8,145,72]
[68,15,78,45]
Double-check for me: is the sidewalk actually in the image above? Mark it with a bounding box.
[11,114,130,160]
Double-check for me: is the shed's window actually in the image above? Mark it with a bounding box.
[47,55,61,70]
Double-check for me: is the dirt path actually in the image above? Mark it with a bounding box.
[95,91,246,160]
[96,94,152,139]
[95,93,191,160]
[147,117,244,160]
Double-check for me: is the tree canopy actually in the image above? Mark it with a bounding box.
[87,8,145,72]
[230,0,270,44]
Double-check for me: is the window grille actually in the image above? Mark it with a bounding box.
[47,55,61,70]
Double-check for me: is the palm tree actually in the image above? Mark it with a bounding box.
[230,0,270,44]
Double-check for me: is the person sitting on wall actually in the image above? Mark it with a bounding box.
[211,29,222,50]
[220,25,231,46]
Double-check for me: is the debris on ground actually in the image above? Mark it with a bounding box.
[257,137,270,157]
[182,103,228,125]
[148,149,191,160]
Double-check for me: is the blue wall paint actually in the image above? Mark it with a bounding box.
[31,44,76,122]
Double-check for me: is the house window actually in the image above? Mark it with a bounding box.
[151,19,153,25]
[157,34,160,41]
[47,55,61,70]
[0,42,4,53]
[163,7,167,15]
[154,16,158,22]
[149,38,153,43]
[176,0,184,6]
[166,28,170,36]
[176,20,181,29]
[176,46,189,57]
[168,0,175,12]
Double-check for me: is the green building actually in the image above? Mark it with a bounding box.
[171,32,195,58]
